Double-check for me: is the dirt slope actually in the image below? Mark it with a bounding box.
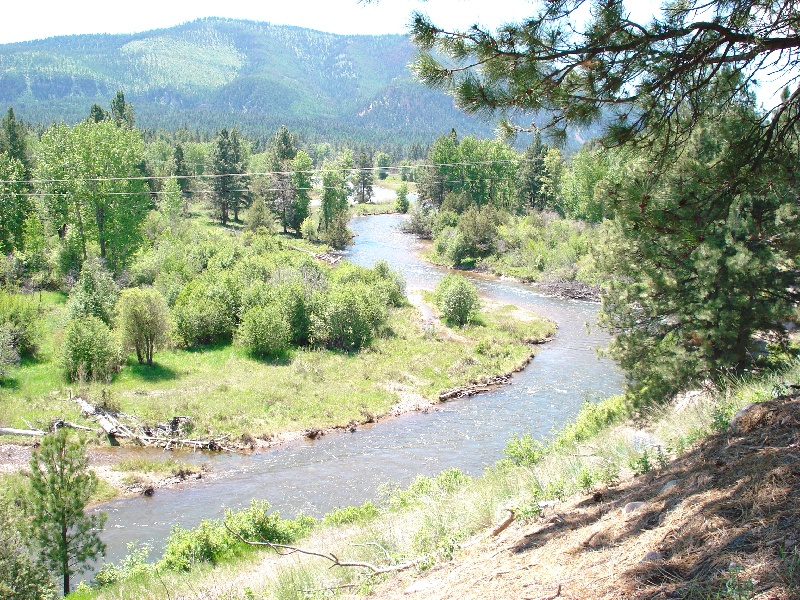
[370,396,800,599]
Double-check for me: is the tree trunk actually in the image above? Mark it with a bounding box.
[96,202,106,259]
[62,524,70,595]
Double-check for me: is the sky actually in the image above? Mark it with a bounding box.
[2,1,537,43]
[0,0,661,44]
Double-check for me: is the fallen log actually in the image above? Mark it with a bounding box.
[0,427,47,437]
[439,375,512,401]
[491,509,516,536]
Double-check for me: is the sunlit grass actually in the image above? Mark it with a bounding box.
[1,294,554,442]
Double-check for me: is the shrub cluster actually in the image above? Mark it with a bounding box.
[435,274,479,326]
[61,315,122,382]
[0,290,38,359]
[159,500,315,572]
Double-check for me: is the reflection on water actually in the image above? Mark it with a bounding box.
[96,213,623,567]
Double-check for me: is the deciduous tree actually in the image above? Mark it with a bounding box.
[116,287,171,366]
[35,120,150,272]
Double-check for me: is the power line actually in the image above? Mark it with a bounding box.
[0,158,529,187]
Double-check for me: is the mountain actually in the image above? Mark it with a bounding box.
[0,18,495,146]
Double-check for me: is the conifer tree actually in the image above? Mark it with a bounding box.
[1,107,30,178]
[210,127,249,225]
[173,144,191,198]
[110,90,134,128]
[28,429,106,595]
[353,152,374,203]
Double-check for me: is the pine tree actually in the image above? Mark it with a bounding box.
[173,144,191,197]
[353,152,374,203]
[517,133,547,209]
[28,429,106,595]
[599,102,800,401]
[210,128,249,225]
[110,90,134,128]
[1,107,30,178]
[88,103,108,123]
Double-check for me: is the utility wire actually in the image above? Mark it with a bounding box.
[0,158,531,186]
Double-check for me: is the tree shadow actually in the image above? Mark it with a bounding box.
[125,362,178,382]
[0,375,20,390]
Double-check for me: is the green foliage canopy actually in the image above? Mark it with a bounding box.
[116,287,171,366]
[35,120,150,272]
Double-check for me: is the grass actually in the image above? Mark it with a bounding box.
[0,293,554,444]
[112,457,201,477]
[74,362,800,599]
[351,202,398,216]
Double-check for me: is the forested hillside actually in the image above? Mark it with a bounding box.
[0,18,495,146]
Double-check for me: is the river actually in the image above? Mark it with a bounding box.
[95,212,624,568]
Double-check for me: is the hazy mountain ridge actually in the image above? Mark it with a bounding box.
[0,18,493,143]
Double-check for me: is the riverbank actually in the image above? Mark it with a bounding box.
[0,295,555,500]
[75,363,800,599]
[419,249,601,302]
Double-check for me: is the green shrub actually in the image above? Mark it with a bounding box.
[61,315,122,382]
[310,283,386,351]
[385,468,472,510]
[322,501,380,527]
[0,497,56,600]
[172,274,238,346]
[503,432,547,467]
[435,274,479,326]
[0,290,38,358]
[374,259,406,306]
[115,287,171,365]
[401,205,434,239]
[0,324,19,381]
[434,226,469,266]
[159,500,315,572]
[395,182,410,213]
[238,304,292,358]
[300,216,318,241]
[67,259,119,325]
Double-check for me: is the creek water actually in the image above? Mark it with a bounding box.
[95,212,624,569]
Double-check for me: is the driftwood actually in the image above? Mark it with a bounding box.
[0,427,47,437]
[73,397,230,451]
[491,509,516,536]
[439,374,512,401]
[224,523,416,575]
[289,245,341,265]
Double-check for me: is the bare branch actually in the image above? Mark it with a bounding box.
[223,523,417,575]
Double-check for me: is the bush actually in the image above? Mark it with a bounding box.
[115,287,171,365]
[159,500,314,572]
[0,498,56,600]
[322,501,379,526]
[61,315,122,382]
[67,259,119,325]
[300,216,318,241]
[238,304,292,358]
[435,274,479,326]
[400,205,434,238]
[373,259,406,306]
[172,274,238,346]
[320,213,352,249]
[395,182,410,213]
[310,283,386,351]
[0,290,38,358]
[0,324,20,381]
